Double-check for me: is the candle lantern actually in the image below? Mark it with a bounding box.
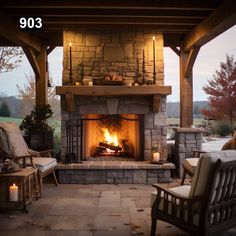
[151,143,164,164]
[9,183,18,201]
[69,42,73,83]
[152,36,156,84]
[152,151,160,163]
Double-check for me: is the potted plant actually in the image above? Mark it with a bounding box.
[20,104,54,150]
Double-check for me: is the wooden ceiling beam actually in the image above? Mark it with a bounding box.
[170,47,180,56]
[0,12,42,53]
[4,8,210,18]
[183,0,236,52]
[43,24,193,32]
[0,0,218,10]
[47,46,56,55]
[43,17,201,26]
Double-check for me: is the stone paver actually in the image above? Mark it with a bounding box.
[0,183,235,236]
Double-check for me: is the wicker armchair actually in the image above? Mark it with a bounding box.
[151,150,236,236]
[0,122,58,195]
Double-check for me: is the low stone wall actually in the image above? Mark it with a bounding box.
[174,128,202,177]
[57,162,175,184]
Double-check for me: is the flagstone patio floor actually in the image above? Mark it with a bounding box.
[0,181,235,236]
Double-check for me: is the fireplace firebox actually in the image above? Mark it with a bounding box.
[65,114,144,162]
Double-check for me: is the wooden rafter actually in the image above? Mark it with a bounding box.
[0,11,42,53]
[47,46,56,55]
[0,1,217,10]
[183,0,236,51]
[170,47,180,56]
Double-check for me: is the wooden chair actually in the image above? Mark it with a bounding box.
[0,122,58,195]
[181,133,236,185]
[151,150,236,236]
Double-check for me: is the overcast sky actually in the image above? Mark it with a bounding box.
[0,25,236,102]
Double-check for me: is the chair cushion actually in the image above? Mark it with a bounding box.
[183,158,199,174]
[189,150,236,198]
[33,157,57,173]
[0,122,29,158]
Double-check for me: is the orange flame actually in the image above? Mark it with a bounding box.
[102,128,119,146]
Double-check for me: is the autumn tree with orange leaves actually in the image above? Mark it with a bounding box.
[201,55,236,127]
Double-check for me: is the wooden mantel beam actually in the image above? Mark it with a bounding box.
[183,0,236,52]
[56,85,172,96]
[0,11,42,53]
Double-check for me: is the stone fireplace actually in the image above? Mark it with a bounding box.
[59,94,169,162]
[57,29,172,164]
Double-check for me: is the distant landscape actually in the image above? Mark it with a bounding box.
[167,101,208,118]
[0,95,209,119]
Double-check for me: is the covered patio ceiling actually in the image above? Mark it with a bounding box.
[0,0,235,127]
[0,0,235,49]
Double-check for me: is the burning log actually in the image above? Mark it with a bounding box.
[93,146,106,157]
[99,142,122,152]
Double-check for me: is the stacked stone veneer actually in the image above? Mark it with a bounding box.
[63,30,164,85]
[56,162,174,184]
[61,95,167,162]
[174,128,203,177]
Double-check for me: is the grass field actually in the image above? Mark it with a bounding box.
[0,116,61,134]
[0,116,61,155]
[167,117,204,126]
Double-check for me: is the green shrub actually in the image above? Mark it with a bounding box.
[213,120,233,136]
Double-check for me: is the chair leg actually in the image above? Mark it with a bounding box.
[150,216,157,236]
[52,170,58,186]
[181,170,186,185]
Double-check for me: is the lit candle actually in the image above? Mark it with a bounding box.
[153,36,156,84]
[69,42,73,82]
[88,81,93,86]
[153,152,160,162]
[9,183,18,201]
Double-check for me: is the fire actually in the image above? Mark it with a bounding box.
[102,128,119,146]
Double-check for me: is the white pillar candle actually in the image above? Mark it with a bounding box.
[9,183,18,201]
[153,152,160,162]
[88,81,93,86]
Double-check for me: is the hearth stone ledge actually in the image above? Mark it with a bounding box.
[56,162,174,184]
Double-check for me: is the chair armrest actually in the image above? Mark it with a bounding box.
[152,183,202,223]
[152,183,201,201]
[28,148,52,157]
[15,155,36,168]
[192,150,207,158]
[38,149,53,157]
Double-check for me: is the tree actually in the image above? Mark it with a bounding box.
[0,102,11,117]
[201,55,236,126]
[17,74,60,119]
[0,47,24,73]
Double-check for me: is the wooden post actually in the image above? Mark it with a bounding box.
[180,50,193,128]
[179,47,200,127]
[36,45,48,110]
